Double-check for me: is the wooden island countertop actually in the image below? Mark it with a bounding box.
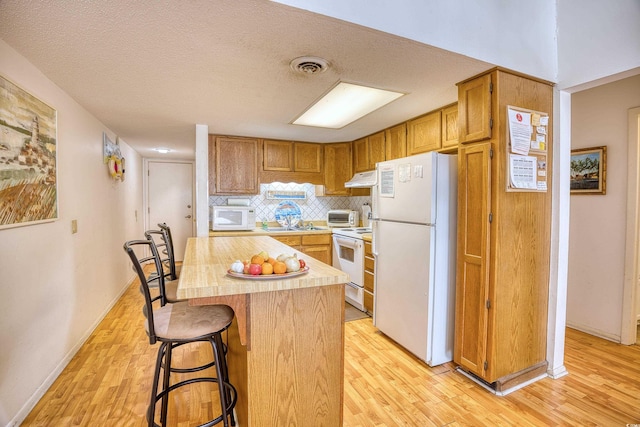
[177,236,347,426]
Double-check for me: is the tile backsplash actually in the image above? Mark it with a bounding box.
[209,183,371,223]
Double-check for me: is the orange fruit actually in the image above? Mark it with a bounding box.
[250,254,265,265]
[261,262,274,275]
[273,261,287,274]
[267,257,277,265]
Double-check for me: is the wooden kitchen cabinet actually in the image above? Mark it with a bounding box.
[271,233,332,265]
[440,103,459,151]
[385,123,407,161]
[263,139,293,171]
[209,135,259,194]
[353,131,386,173]
[458,73,492,144]
[363,240,375,315]
[454,68,553,392]
[260,140,324,185]
[294,142,322,173]
[407,110,442,155]
[323,142,352,196]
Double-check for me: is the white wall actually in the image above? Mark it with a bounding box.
[557,0,640,89]
[0,40,144,425]
[567,74,640,341]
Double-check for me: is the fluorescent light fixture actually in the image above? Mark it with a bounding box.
[292,82,404,129]
[153,147,171,154]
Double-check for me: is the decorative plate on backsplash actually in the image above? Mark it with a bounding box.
[274,200,302,227]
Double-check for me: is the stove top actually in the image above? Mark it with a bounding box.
[331,227,372,239]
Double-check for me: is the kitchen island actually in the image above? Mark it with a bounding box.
[177,236,348,426]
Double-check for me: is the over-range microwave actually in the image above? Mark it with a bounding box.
[211,205,256,231]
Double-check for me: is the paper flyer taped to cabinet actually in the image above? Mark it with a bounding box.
[509,154,537,189]
[508,108,532,155]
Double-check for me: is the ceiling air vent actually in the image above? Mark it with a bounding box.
[290,56,329,75]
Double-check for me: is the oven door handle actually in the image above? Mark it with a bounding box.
[333,236,360,249]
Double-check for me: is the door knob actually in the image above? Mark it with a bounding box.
[185,215,192,219]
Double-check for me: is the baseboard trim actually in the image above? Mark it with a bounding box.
[455,367,548,396]
[566,323,621,343]
[9,276,134,427]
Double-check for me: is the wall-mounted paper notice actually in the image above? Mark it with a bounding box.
[508,108,532,155]
[510,154,537,189]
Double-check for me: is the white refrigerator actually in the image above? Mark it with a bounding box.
[372,152,457,367]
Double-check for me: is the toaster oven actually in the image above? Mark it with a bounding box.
[326,210,359,228]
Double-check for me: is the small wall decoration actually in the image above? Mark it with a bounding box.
[0,75,58,229]
[570,146,606,195]
[104,133,125,181]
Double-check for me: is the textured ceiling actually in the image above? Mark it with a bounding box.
[0,0,492,159]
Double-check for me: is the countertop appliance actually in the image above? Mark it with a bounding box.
[210,205,256,231]
[332,227,372,311]
[326,210,359,228]
[372,152,457,367]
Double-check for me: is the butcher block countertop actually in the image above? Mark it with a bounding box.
[177,235,348,299]
[176,235,346,426]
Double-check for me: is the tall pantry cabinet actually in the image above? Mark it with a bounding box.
[454,68,553,391]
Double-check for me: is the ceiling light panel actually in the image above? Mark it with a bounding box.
[293,82,404,129]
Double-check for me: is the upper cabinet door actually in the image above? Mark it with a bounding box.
[324,142,352,196]
[263,139,293,171]
[212,136,259,194]
[407,110,442,155]
[441,104,459,150]
[385,123,407,161]
[294,142,322,173]
[352,137,369,173]
[458,74,492,144]
[368,131,386,169]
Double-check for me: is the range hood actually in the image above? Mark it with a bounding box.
[344,170,377,188]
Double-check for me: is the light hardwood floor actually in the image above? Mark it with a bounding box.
[22,279,640,426]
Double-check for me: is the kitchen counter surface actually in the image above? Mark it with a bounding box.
[176,235,346,426]
[177,236,348,299]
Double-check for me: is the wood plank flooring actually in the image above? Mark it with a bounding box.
[22,279,640,426]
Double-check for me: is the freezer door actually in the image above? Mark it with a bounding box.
[374,220,434,362]
[375,152,436,225]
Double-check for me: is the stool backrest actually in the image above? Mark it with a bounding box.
[123,239,164,344]
[157,223,178,280]
[144,229,176,281]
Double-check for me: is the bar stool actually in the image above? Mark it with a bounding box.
[124,239,237,427]
[157,222,181,280]
[144,229,182,304]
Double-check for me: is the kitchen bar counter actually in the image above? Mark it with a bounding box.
[177,236,347,426]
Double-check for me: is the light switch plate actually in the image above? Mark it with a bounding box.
[71,219,78,234]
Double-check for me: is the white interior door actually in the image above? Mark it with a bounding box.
[147,161,194,261]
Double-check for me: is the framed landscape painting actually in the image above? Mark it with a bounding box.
[570,146,606,195]
[0,75,58,229]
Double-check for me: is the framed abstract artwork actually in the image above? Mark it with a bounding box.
[570,146,606,195]
[0,75,58,229]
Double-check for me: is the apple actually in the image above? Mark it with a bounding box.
[258,250,269,262]
[299,259,306,269]
[243,260,251,274]
[248,263,262,275]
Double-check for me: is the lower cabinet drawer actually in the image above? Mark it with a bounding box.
[364,270,374,293]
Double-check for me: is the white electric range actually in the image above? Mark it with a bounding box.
[331,227,372,311]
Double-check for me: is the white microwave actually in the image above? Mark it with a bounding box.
[211,205,256,231]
